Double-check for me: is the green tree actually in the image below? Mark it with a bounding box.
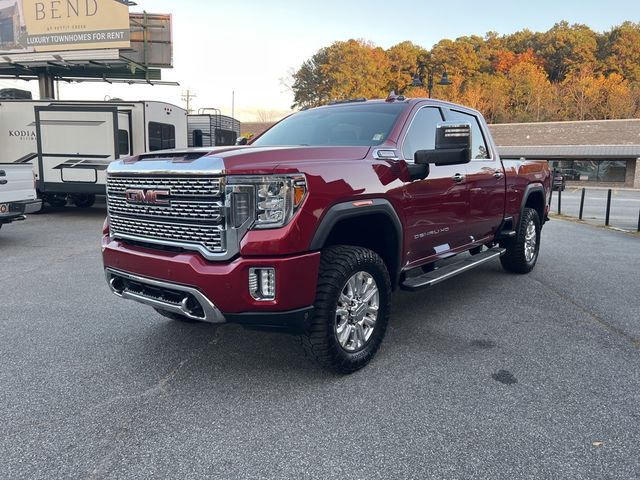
[539,22,599,81]
[386,41,426,93]
[601,21,640,83]
[321,39,393,101]
[290,48,331,109]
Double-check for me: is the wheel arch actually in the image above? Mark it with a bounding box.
[309,199,403,289]
[520,183,545,226]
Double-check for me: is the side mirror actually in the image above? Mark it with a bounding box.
[414,122,472,166]
[235,137,248,145]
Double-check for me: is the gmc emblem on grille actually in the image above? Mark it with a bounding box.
[124,189,170,205]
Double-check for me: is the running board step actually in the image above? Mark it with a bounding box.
[401,248,506,291]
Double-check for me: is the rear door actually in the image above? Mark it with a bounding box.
[444,108,505,242]
[35,106,118,193]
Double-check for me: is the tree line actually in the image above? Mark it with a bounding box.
[289,21,640,123]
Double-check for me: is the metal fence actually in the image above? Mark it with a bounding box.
[554,187,640,232]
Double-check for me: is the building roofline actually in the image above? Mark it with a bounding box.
[499,144,640,148]
[490,118,640,127]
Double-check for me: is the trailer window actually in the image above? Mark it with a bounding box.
[118,130,130,156]
[149,122,176,151]
[193,129,204,147]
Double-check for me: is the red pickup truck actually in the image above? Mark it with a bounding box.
[102,96,551,373]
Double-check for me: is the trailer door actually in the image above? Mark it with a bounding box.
[35,106,118,194]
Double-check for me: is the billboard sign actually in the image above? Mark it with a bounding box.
[0,0,130,54]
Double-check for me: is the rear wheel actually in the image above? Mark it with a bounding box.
[71,194,96,208]
[301,245,391,374]
[500,207,541,273]
[45,194,67,208]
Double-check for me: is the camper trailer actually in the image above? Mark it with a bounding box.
[188,109,241,148]
[0,100,187,208]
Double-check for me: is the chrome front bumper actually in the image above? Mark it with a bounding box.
[105,268,226,323]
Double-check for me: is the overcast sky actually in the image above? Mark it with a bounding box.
[1,0,638,121]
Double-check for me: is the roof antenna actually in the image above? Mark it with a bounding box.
[386,90,405,102]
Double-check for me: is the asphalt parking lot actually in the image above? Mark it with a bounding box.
[1,207,639,480]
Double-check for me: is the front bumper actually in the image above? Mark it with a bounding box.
[102,237,320,332]
[0,199,42,223]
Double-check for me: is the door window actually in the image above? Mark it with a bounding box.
[118,129,130,156]
[402,107,443,161]
[446,110,490,160]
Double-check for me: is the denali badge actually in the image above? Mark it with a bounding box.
[124,189,170,205]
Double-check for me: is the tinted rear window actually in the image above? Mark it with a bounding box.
[253,103,405,147]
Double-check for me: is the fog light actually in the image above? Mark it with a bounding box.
[249,267,276,301]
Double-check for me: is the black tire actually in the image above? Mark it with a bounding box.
[500,207,541,274]
[46,194,67,208]
[71,194,96,208]
[301,245,392,374]
[153,307,199,323]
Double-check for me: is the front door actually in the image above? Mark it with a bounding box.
[401,105,470,266]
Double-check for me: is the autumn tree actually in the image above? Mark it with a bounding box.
[506,62,556,122]
[601,22,640,83]
[289,22,640,122]
[386,41,426,93]
[321,39,392,101]
[290,48,331,109]
[538,22,599,81]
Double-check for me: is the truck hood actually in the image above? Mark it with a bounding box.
[112,146,372,176]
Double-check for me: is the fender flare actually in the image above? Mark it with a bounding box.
[309,199,403,284]
[519,183,545,225]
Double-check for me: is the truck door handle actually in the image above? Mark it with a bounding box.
[0,170,6,176]
[493,171,504,179]
[452,173,465,182]
[0,179,7,185]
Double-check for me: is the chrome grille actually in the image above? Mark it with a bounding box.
[107,176,222,196]
[107,197,223,221]
[109,216,223,251]
[106,174,226,255]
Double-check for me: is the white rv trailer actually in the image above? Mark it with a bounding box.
[0,100,187,208]
[187,109,241,147]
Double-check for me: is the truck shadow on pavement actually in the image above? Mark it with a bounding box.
[131,263,509,385]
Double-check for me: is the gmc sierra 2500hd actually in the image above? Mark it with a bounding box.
[102,96,551,373]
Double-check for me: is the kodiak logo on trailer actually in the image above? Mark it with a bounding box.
[7,128,36,140]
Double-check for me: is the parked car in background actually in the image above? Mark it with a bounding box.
[0,163,41,231]
[553,171,566,191]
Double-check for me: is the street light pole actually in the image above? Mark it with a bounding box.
[411,61,452,98]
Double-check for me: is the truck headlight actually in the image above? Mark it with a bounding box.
[227,175,307,229]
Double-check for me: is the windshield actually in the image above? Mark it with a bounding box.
[252,103,405,147]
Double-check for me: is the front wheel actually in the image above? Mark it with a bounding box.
[500,207,541,274]
[301,245,391,374]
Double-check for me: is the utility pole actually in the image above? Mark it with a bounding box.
[181,89,196,113]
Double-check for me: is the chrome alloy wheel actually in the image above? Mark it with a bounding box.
[524,220,537,262]
[334,271,379,352]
